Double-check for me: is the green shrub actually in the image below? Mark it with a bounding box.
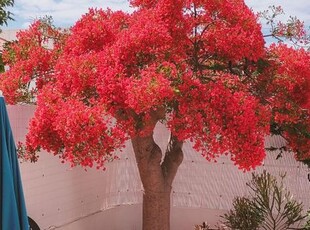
[222,197,263,230]
[222,171,307,230]
[304,210,310,229]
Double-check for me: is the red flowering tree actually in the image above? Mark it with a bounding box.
[1,1,309,229]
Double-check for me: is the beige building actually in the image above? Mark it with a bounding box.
[0,29,18,50]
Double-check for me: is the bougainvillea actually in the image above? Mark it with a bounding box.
[0,1,309,229]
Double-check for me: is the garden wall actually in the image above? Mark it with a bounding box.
[7,105,310,230]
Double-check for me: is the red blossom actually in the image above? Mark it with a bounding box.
[0,1,309,169]
[0,19,66,103]
[254,44,310,163]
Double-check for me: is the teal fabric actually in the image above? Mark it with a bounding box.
[1,97,29,230]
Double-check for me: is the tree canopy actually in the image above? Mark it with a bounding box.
[0,0,309,169]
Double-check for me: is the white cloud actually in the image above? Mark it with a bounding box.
[245,0,310,26]
[6,0,310,29]
[10,0,132,28]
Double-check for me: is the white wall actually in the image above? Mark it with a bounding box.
[7,105,310,230]
[57,205,226,230]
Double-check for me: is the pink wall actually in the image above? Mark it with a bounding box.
[7,105,310,230]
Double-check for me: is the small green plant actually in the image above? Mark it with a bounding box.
[222,197,263,230]
[222,171,307,230]
[194,222,210,230]
[194,222,227,230]
[304,210,310,229]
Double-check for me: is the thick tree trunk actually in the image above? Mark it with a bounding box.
[131,132,183,230]
[142,187,171,230]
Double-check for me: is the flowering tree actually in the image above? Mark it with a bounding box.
[1,0,309,229]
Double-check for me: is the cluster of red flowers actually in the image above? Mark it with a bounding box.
[1,20,65,103]
[1,0,309,169]
[256,44,310,162]
[168,73,270,170]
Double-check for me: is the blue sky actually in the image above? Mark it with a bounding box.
[3,0,310,31]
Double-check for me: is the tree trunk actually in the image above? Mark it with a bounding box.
[131,133,183,230]
[142,187,171,230]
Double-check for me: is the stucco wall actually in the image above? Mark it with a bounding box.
[7,105,310,230]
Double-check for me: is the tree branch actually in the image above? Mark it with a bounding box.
[131,134,164,191]
[161,134,184,186]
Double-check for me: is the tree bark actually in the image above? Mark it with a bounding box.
[142,186,171,230]
[131,132,183,230]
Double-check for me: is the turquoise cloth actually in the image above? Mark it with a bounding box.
[1,97,29,230]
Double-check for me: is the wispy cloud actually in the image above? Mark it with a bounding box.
[5,0,310,29]
[8,0,132,28]
[245,0,310,26]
